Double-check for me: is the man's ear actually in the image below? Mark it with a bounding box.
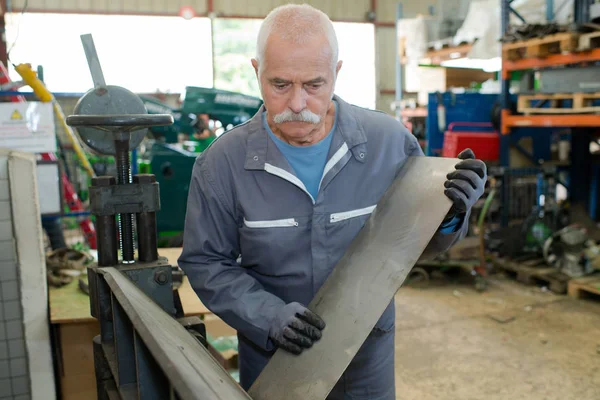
[251,58,259,79]
[335,60,343,76]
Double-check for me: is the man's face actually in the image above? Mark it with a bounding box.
[252,34,342,142]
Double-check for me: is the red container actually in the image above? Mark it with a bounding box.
[442,122,500,161]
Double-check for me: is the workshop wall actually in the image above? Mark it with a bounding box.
[7,0,452,114]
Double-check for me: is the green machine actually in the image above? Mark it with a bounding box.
[139,87,263,246]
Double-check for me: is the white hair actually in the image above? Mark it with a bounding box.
[255,4,339,75]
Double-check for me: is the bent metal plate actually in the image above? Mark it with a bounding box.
[249,156,457,400]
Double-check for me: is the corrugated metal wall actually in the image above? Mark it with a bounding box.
[7,0,444,113]
[8,0,209,15]
[213,0,371,20]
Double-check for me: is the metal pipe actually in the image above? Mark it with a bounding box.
[394,3,403,120]
[500,0,511,167]
[92,176,118,267]
[97,215,118,267]
[133,174,159,262]
[546,0,554,21]
[136,212,158,263]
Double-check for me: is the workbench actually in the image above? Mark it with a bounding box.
[49,248,210,400]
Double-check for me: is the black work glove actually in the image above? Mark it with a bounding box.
[268,302,326,355]
[444,148,487,221]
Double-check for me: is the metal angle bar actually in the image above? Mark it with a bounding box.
[249,156,457,400]
[80,33,107,89]
[509,6,527,23]
[101,267,251,400]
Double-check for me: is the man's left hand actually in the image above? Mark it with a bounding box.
[444,148,487,218]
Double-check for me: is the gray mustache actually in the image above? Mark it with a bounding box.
[273,109,321,124]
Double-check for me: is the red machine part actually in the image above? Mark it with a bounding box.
[442,122,500,161]
[0,62,97,249]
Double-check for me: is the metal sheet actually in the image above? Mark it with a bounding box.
[101,267,252,400]
[249,156,457,400]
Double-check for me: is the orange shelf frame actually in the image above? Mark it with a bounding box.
[501,48,600,78]
[501,110,600,134]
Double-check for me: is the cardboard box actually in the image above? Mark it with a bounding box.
[208,344,238,371]
[203,313,236,338]
[407,66,495,105]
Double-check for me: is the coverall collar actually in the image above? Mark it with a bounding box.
[244,94,367,171]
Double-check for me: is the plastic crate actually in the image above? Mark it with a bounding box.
[442,122,500,161]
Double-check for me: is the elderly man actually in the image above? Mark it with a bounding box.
[178,3,486,399]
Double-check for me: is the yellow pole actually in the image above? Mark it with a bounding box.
[14,63,96,178]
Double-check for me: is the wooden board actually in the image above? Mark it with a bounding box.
[502,32,580,61]
[49,248,210,324]
[50,279,95,324]
[568,274,600,299]
[578,31,600,51]
[492,257,570,294]
[159,247,211,316]
[517,92,600,115]
[249,157,456,400]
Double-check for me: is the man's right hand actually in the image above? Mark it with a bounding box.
[268,302,326,355]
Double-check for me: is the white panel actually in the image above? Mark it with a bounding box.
[35,163,61,215]
[8,151,56,400]
[0,155,7,180]
[0,102,56,154]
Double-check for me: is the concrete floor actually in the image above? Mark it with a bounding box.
[393,273,600,400]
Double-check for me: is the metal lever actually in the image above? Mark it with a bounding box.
[80,34,107,92]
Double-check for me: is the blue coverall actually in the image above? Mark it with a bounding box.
[178,95,468,399]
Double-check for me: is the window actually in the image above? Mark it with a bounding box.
[213,19,263,98]
[212,19,376,109]
[5,13,213,94]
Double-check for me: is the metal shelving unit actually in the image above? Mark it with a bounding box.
[500,0,600,218]
[500,0,600,165]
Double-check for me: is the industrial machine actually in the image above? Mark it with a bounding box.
[138,88,262,246]
[68,34,249,399]
[543,225,600,278]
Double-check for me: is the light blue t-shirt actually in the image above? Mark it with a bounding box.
[263,102,338,200]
